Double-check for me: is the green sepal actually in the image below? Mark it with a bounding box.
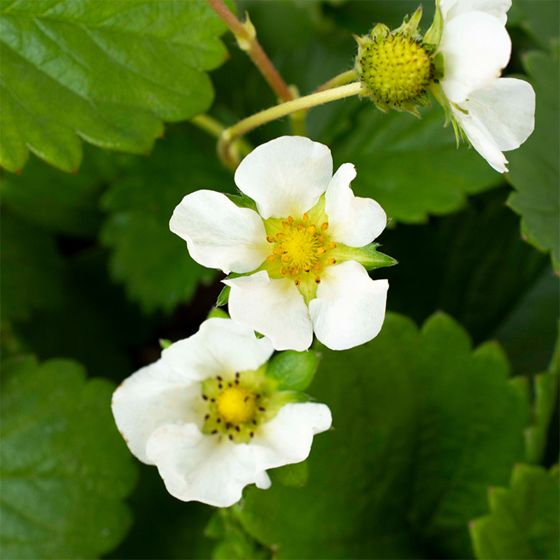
[159,338,172,349]
[369,23,390,41]
[216,285,230,307]
[424,0,444,47]
[432,52,445,81]
[332,243,397,270]
[395,5,423,38]
[270,461,309,488]
[226,193,258,211]
[207,307,230,320]
[266,350,320,391]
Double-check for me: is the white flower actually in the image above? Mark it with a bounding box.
[170,136,394,352]
[437,0,535,172]
[112,318,331,508]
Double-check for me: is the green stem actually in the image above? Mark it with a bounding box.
[207,0,294,103]
[191,114,252,171]
[219,82,363,168]
[313,69,358,93]
[191,114,224,138]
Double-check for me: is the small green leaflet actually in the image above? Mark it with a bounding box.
[470,464,560,560]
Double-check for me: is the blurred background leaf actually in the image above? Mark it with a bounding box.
[0,0,229,172]
[470,464,560,560]
[233,313,529,559]
[0,356,138,559]
[100,126,232,314]
[332,105,501,223]
[0,210,65,322]
[506,50,560,272]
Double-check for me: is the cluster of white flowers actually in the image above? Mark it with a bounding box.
[113,136,389,505]
[112,0,535,508]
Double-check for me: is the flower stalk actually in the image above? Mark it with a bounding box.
[207,0,294,103]
[313,69,358,93]
[218,82,363,168]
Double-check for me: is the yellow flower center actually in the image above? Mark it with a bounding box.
[216,386,256,424]
[358,33,433,107]
[265,214,336,286]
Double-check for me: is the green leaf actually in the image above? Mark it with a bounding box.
[507,50,560,272]
[0,355,138,559]
[496,269,559,375]
[100,126,233,313]
[332,103,501,223]
[10,249,147,377]
[384,188,548,343]
[1,145,128,237]
[266,350,320,391]
[269,461,309,488]
[0,210,65,322]
[470,464,560,560]
[508,0,559,50]
[236,313,528,559]
[206,509,269,560]
[525,368,559,464]
[0,0,229,173]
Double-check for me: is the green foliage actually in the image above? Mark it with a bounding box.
[383,188,547,343]
[0,210,65,322]
[11,250,147,377]
[507,50,560,272]
[0,0,229,173]
[496,269,559,375]
[206,509,269,560]
[332,104,501,223]
[509,0,559,50]
[235,313,529,559]
[266,350,320,391]
[0,145,127,237]
[470,465,560,560]
[524,342,559,464]
[0,355,138,559]
[100,127,233,313]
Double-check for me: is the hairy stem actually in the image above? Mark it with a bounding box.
[218,82,363,168]
[191,114,252,170]
[208,0,294,103]
[313,69,358,93]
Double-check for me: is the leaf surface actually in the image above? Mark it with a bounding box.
[0,0,228,172]
[0,355,138,559]
[236,313,529,559]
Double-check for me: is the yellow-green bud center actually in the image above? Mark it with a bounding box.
[216,387,256,424]
[358,33,433,108]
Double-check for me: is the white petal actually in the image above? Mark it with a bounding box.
[162,318,274,379]
[452,78,535,173]
[462,78,536,151]
[255,471,272,490]
[234,136,333,219]
[325,163,387,247]
[170,190,268,274]
[440,0,511,24]
[112,361,201,464]
[252,403,332,470]
[309,261,388,351]
[146,424,261,507]
[224,271,313,351]
[440,11,511,103]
